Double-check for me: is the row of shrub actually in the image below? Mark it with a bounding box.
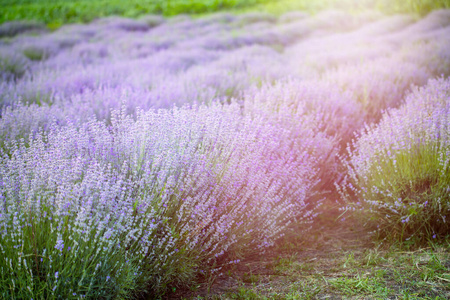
[338,77,450,243]
[0,9,449,298]
[1,0,449,28]
[0,101,333,298]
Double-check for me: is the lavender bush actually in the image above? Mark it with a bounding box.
[0,102,330,298]
[0,20,47,38]
[322,57,431,122]
[242,79,362,141]
[338,77,450,241]
[0,48,29,81]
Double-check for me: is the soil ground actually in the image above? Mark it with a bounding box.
[168,205,450,300]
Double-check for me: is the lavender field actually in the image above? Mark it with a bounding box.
[0,8,450,299]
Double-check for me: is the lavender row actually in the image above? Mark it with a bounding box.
[338,77,450,241]
[1,10,449,144]
[0,100,335,297]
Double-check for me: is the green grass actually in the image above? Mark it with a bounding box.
[0,0,270,28]
[1,0,449,29]
[210,245,450,299]
[249,0,450,16]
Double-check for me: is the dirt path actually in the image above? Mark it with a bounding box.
[166,210,450,299]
